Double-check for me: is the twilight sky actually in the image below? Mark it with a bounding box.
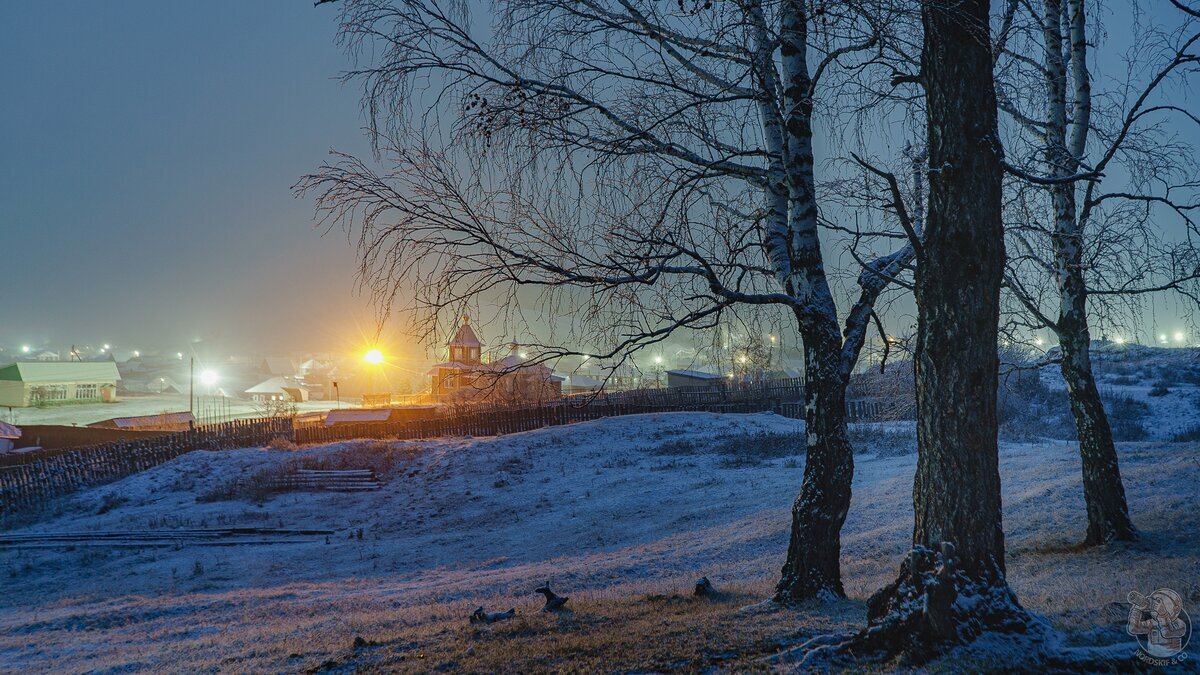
[1,1,1196,361]
[0,1,373,355]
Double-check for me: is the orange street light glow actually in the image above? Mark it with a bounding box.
[364,348,384,365]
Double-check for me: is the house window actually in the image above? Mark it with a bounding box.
[76,384,99,399]
[31,385,69,402]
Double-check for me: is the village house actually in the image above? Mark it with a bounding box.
[0,362,120,407]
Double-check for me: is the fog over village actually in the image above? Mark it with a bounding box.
[2,1,1199,673]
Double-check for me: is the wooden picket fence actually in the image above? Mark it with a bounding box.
[0,378,834,516]
[0,418,292,515]
[293,396,806,445]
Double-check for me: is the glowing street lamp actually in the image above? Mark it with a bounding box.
[1173,331,1185,344]
[1113,336,1125,345]
[21,345,29,354]
[199,369,219,387]
[1159,334,1168,344]
[653,355,663,365]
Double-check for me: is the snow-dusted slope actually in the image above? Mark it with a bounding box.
[0,411,1196,672]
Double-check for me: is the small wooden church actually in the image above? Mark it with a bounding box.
[426,317,561,402]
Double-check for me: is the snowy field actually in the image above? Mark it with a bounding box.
[0,409,1197,672]
[0,394,341,428]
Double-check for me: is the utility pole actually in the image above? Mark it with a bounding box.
[189,357,194,415]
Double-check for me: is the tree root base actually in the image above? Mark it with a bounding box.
[773,544,1147,672]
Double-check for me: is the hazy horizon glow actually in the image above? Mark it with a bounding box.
[0,1,378,355]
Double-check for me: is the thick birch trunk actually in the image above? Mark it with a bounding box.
[844,0,1036,661]
[775,318,852,602]
[908,0,1010,587]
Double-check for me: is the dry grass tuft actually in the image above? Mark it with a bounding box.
[317,580,864,673]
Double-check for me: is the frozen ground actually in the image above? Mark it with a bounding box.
[0,411,1197,672]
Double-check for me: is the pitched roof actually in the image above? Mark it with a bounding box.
[666,369,724,380]
[90,412,195,429]
[558,373,604,389]
[448,320,481,347]
[245,376,307,394]
[324,409,391,426]
[0,361,121,383]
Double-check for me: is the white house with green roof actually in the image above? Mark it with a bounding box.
[0,362,121,407]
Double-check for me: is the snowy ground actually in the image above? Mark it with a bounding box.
[1038,343,1200,441]
[0,394,340,428]
[1,410,1197,672]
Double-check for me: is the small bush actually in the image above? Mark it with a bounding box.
[196,464,290,503]
[1170,426,1200,442]
[1148,384,1170,397]
[848,424,917,456]
[643,430,803,467]
[997,372,1074,441]
[1105,396,1150,441]
[297,440,419,478]
[266,436,297,451]
[96,493,129,515]
[647,438,704,456]
[712,430,804,468]
[1155,367,1180,386]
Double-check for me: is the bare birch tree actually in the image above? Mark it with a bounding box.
[996,0,1200,544]
[300,0,920,601]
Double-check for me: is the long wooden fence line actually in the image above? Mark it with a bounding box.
[0,378,839,515]
[0,418,292,515]
[291,397,807,446]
